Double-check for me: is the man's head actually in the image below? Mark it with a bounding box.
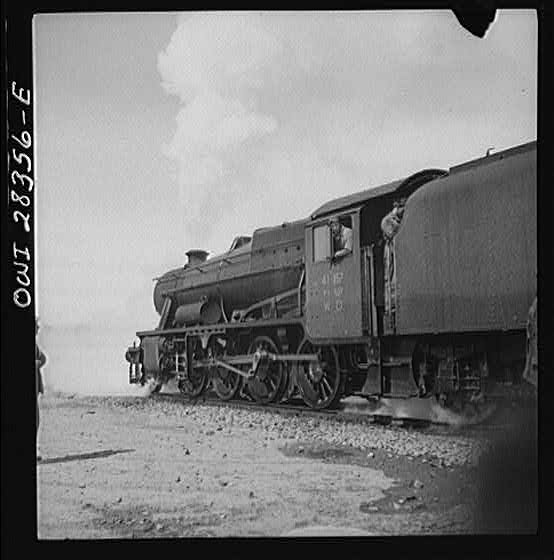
[329,217,341,236]
[393,198,406,217]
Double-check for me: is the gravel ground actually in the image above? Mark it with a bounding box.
[36,391,538,538]
[105,394,490,467]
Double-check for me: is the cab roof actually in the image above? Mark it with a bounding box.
[310,169,447,219]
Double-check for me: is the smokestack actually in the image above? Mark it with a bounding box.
[186,249,209,267]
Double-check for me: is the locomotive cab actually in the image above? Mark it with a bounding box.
[305,211,363,340]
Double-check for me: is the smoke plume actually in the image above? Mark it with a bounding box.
[157,13,282,247]
[157,12,536,256]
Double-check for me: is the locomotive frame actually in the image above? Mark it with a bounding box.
[126,141,537,411]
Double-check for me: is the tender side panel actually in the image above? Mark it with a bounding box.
[394,145,536,334]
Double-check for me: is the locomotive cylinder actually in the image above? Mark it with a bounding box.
[174,300,222,326]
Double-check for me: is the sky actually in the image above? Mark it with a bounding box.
[34,10,537,333]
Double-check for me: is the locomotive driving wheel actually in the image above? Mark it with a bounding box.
[178,340,208,398]
[246,336,287,405]
[210,337,242,401]
[297,340,342,409]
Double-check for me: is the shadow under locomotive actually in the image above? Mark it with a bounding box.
[126,141,537,416]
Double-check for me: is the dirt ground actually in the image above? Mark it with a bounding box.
[36,391,538,539]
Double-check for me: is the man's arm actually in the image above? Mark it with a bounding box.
[334,248,350,258]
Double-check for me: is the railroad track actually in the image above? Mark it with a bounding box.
[147,382,526,436]
[150,389,439,430]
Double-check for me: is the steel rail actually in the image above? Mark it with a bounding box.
[149,391,438,429]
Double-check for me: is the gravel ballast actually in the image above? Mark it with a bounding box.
[88,394,491,468]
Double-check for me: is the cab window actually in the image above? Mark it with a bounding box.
[313,224,330,262]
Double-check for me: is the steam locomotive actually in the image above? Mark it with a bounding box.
[126,141,536,410]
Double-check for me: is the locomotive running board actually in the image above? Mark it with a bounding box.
[136,317,305,338]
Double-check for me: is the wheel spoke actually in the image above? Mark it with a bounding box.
[267,377,276,392]
[301,373,319,403]
[318,383,326,401]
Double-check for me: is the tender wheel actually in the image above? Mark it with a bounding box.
[297,341,342,409]
[210,337,242,401]
[246,336,287,405]
[178,341,208,398]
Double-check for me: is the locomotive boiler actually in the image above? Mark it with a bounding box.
[126,140,536,410]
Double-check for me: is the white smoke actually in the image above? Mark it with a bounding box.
[157,11,537,255]
[364,396,498,426]
[158,13,283,99]
[429,399,497,426]
[163,91,277,210]
[158,13,281,242]
[39,325,152,396]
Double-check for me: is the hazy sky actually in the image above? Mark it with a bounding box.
[35,10,537,330]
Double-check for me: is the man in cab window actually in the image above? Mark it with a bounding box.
[329,216,352,261]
